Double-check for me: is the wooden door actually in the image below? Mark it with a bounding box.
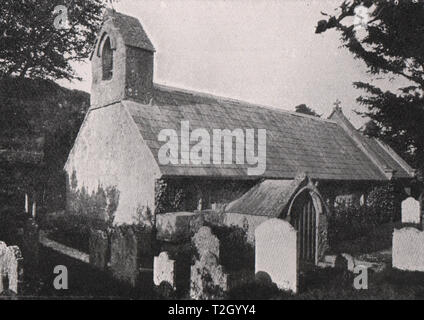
[291,192,316,264]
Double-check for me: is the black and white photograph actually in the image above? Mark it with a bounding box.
[1,0,424,303]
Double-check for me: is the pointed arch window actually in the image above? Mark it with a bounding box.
[102,37,113,80]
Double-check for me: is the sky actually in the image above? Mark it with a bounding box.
[57,0,409,128]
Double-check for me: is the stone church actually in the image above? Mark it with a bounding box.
[65,10,416,266]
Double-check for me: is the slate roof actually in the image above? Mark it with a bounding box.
[361,137,413,179]
[121,84,415,181]
[87,11,414,182]
[225,179,301,217]
[105,10,155,52]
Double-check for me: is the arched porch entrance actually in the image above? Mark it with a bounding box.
[287,187,326,266]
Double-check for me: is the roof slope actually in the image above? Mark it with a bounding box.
[328,107,415,180]
[225,179,300,217]
[105,10,155,52]
[121,85,413,181]
[361,137,413,179]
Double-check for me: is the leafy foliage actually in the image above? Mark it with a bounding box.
[316,0,424,173]
[328,183,401,253]
[0,0,104,80]
[0,77,90,211]
[295,104,321,117]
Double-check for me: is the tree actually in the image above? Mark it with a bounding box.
[295,104,321,117]
[0,0,105,80]
[315,0,424,171]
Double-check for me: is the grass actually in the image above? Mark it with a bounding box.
[20,246,154,299]
[2,205,422,300]
[229,267,424,300]
[330,221,399,255]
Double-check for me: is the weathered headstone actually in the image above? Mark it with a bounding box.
[192,226,219,260]
[153,251,176,289]
[190,226,228,300]
[0,241,7,293]
[110,226,139,286]
[402,197,421,224]
[255,218,298,293]
[89,229,109,270]
[110,225,153,288]
[393,227,424,272]
[159,241,192,297]
[190,253,228,300]
[0,245,24,294]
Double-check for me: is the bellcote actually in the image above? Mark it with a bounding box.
[90,10,155,107]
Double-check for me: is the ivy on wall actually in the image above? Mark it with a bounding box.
[155,178,256,215]
[47,170,121,251]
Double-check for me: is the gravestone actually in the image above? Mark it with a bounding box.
[89,229,109,270]
[192,226,219,259]
[4,246,23,294]
[255,218,298,293]
[401,197,421,224]
[393,227,424,272]
[110,226,139,286]
[0,245,23,294]
[190,253,228,300]
[190,226,228,300]
[110,226,153,288]
[0,242,7,293]
[153,251,176,292]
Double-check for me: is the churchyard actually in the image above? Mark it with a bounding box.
[1,193,424,300]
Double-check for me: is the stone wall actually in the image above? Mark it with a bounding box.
[90,19,154,107]
[91,20,127,107]
[65,102,161,226]
[155,178,255,214]
[125,46,154,104]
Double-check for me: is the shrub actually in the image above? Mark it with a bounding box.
[208,224,254,272]
[328,183,402,253]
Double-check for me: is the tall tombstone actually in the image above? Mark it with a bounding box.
[3,246,24,294]
[190,227,228,300]
[89,229,109,270]
[110,226,139,286]
[110,225,153,289]
[402,197,421,225]
[0,241,7,293]
[255,218,298,293]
